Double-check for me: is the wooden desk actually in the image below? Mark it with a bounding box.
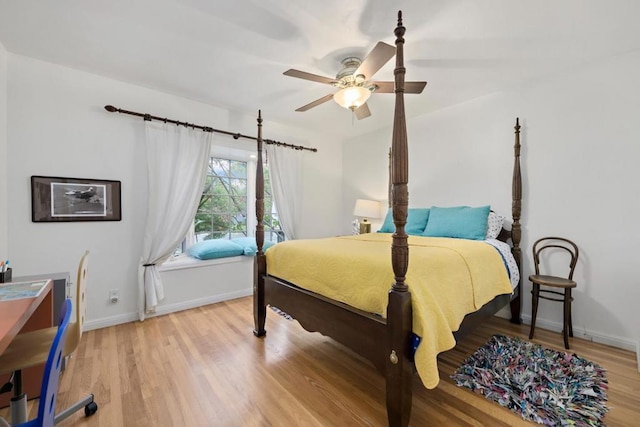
[0,279,53,408]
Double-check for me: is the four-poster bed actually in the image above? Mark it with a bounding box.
[253,12,522,427]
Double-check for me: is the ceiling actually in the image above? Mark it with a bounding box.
[1,1,639,139]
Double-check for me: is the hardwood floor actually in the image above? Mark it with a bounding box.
[2,296,638,426]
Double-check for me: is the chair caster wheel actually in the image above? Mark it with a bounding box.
[84,401,98,416]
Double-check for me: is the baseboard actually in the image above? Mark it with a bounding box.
[520,314,637,353]
[84,288,252,331]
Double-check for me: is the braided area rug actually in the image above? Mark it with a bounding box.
[451,334,608,426]
[269,305,293,320]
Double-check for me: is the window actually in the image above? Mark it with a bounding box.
[196,158,248,240]
[177,154,283,254]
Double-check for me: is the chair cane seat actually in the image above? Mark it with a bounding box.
[529,274,576,288]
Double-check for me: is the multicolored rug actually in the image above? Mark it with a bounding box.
[269,305,293,320]
[451,334,609,426]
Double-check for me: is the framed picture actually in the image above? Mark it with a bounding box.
[31,175,122,222]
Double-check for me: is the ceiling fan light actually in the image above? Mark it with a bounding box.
[334,86,371,111]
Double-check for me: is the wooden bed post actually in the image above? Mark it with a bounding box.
[388,147,392,208]
[253,110,267,337]
[386,11,413,427]
[509,118,523,324]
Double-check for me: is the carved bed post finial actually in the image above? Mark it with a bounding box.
[510,117,523,324]
[391,10,408,292]
[388,147,393,208]
[256,110,265,254]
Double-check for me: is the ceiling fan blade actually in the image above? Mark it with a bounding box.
[354,42,395,79]
[405,81,427,93]
[283,69,337,85]
[354,103,371,120]
[295,93,334,112]
[370,81,428,94]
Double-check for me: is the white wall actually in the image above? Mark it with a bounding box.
[6,54,343,328]
[343,50,640,351]
[0,42,7,258]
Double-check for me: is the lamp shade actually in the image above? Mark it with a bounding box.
[353,199,381,219]
[334,86,371,111]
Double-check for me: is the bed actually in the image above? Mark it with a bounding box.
[252,12,523,427]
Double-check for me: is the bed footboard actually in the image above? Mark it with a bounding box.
[264,276,388,372]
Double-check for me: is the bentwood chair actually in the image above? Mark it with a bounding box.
[528,237,579,349]
[0,299,72,427]
[0,251,97,424]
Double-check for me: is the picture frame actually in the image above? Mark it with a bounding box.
[31,175,122,222]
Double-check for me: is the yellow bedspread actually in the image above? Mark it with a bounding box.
[266,233,513,388]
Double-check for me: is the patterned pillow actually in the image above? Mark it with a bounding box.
[486,211,505,239]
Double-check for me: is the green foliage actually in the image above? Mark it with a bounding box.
[195,157,280,241]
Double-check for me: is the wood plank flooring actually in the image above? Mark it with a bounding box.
[2,296,638,426]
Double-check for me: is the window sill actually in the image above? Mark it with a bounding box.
[158,253,252,272]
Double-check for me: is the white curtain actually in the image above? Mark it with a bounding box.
[138,122,213,320]
[265,144,303,240]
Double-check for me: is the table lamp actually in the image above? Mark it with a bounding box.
[353,199,381,234]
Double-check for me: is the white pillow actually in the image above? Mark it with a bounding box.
[486,211,505,239]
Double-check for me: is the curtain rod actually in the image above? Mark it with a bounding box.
[104,105,318,152]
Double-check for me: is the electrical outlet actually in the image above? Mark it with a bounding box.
[109,289,119,303]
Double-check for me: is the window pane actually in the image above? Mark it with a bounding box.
[203,158,248,241]
[197,194,213,211]
[212,196,231,213]
[229,178,247,196]
[230,196,246,214]
[212,176,229,193]
[211,158,229,176]
[202,175,215,194]
[230,161,247,178]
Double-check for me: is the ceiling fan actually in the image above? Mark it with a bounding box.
[283,42,427,120]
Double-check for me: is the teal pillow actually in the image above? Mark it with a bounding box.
[187,239,244,260]
[230,237,276,256]
[377,208,430,235]
[378,209,395,233]
[422,206,490,240]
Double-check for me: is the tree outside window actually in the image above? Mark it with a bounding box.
[194,157,282,243]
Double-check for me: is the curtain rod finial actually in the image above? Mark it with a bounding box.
[105,105,117,112]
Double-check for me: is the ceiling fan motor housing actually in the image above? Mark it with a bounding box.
[335,57,362,80]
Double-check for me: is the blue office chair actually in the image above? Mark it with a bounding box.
[0,252,97,424]
[0,299,72,427]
